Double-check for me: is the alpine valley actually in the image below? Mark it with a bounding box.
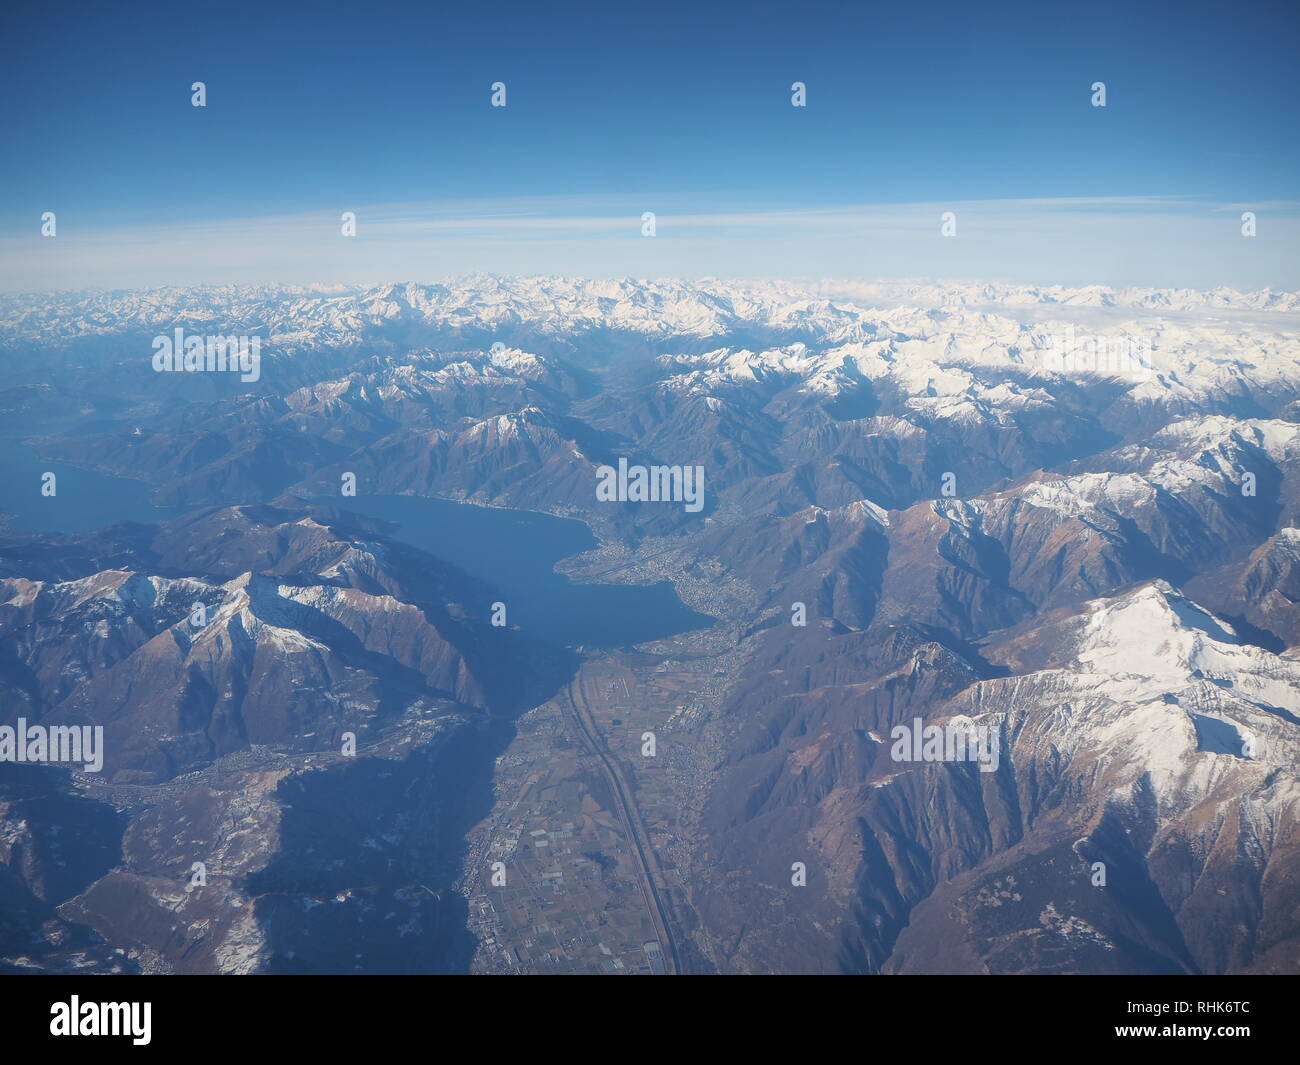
[2,277,1298,974]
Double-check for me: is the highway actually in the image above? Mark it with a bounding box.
[562,677,683,975]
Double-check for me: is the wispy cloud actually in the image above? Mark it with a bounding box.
[4,195,1298,293]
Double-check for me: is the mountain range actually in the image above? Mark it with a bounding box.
[2,277,1298,974]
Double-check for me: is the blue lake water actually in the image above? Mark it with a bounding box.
[314,493,712,648]
[0,440,711,648]
[0,440,191,533]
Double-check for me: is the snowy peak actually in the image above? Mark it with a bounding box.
[1074,581,1244,677]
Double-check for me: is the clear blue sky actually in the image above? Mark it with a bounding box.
[1,0,1297,289]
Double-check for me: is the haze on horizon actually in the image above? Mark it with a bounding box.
[1,0,1297,292]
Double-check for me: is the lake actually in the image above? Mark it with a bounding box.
[0,440,711,649]
[313,493,712,648]
[0,439,191,533]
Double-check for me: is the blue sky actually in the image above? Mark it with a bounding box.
[1,0,1297,290]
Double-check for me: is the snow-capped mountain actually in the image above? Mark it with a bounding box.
[2,277,1298,975]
